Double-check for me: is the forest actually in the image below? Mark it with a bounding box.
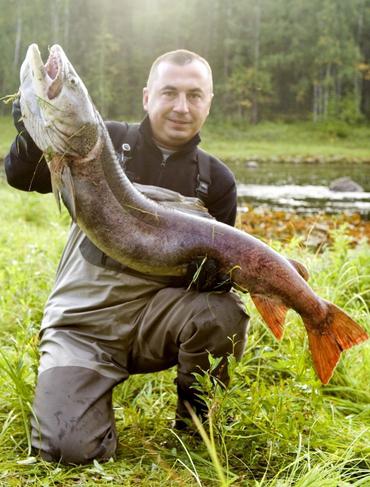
[1,0,370,123]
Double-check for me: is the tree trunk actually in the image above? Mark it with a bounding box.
[51,0,60,43]
[13,1,22,71]
[251,0,261,125]
[313,82,318,122]
[63,0,70,49]
[323,63,331,119]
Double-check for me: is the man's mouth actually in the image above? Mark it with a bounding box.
[168,118,191,125]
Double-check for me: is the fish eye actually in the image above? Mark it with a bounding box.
[68,76,77,86]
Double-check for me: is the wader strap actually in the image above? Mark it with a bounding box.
[195,148,211,201]
[120,123,140,168]
[79,235,184,285]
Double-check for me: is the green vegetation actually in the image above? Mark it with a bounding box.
[0,176,369,486]
[0,116,16,158]
[202,120,370,161]
[2,115,370,163]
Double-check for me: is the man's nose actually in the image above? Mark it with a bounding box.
[173,93,189,113]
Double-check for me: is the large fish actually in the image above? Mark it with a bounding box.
[19,44,368,384]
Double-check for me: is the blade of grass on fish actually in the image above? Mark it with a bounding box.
[122,203,160,219]
[186,256,208,291]
[36,95,65,113]
[0,91,20,104]
[28,153,49,193]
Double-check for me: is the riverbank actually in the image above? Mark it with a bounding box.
[201,119,370,162]
[237,206,370,248]
[1,115,370,161]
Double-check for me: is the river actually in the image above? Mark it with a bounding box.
[228,160,370,216]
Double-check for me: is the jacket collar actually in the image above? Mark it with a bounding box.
[139,115,201,155]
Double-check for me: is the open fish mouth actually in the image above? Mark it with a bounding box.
[45,46,63,99]
[28,43,64,100]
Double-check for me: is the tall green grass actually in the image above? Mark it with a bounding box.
[0,176,369,486]
[201,120,370,161]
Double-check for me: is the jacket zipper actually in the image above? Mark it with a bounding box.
[157,157,168,186]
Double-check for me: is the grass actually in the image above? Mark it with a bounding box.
[0,171,369,485]
[0,116,16,158]
[201,120,370,161]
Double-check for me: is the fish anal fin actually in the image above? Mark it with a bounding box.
[61,164,77,222]
[251,294,288,340]
[304,302,369,384]
[288,258,310,281]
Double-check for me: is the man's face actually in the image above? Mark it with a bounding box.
[143,60,213,149]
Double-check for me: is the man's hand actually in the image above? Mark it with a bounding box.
[12,98,25,133]
[185,257,232,292]
[12,99,42,160]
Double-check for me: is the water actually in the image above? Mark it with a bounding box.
[229,160,370,216]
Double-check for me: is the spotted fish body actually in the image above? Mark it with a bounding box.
[19,43,368,384]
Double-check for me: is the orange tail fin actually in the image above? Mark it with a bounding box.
[304,302,368,384]
[251,294,288,340]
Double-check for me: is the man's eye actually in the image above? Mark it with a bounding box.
[188,93,202,101]
[163,91,176,97]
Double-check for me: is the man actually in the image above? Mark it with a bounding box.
[5,49,249,464]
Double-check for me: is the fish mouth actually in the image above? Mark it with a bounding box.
[45,46,63,99]
[28,43,64,100]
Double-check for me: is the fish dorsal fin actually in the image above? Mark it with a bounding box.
[61,164,77,222]
[288,258,310,281]
[251,295,288,340]
[134,183,214,219]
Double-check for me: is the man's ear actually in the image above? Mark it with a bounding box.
[143,87,149,111]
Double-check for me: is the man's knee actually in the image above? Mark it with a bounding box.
[180,291,249,358]
[33,423,117,465]
[31,367,117,464]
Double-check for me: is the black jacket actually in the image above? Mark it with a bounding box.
[5,116,237,226]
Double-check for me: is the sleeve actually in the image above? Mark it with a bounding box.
[4,136,52,193]
[206,158,237,226]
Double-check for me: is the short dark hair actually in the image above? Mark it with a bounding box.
[147,49,213,91]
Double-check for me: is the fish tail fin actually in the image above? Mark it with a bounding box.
[251,294,288,340]
[304,302,368,384]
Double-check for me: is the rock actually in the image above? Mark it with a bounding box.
[305,223,330,249]
[245,160,259,168]
[329,177,364,192]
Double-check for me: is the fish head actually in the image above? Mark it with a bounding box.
[20,43,101,159]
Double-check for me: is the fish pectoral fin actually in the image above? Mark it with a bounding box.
[50,172,61,213]
[61,164,77,222]
[304,301,369,384]
[288,258,310,281]
[251,294,288,340]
